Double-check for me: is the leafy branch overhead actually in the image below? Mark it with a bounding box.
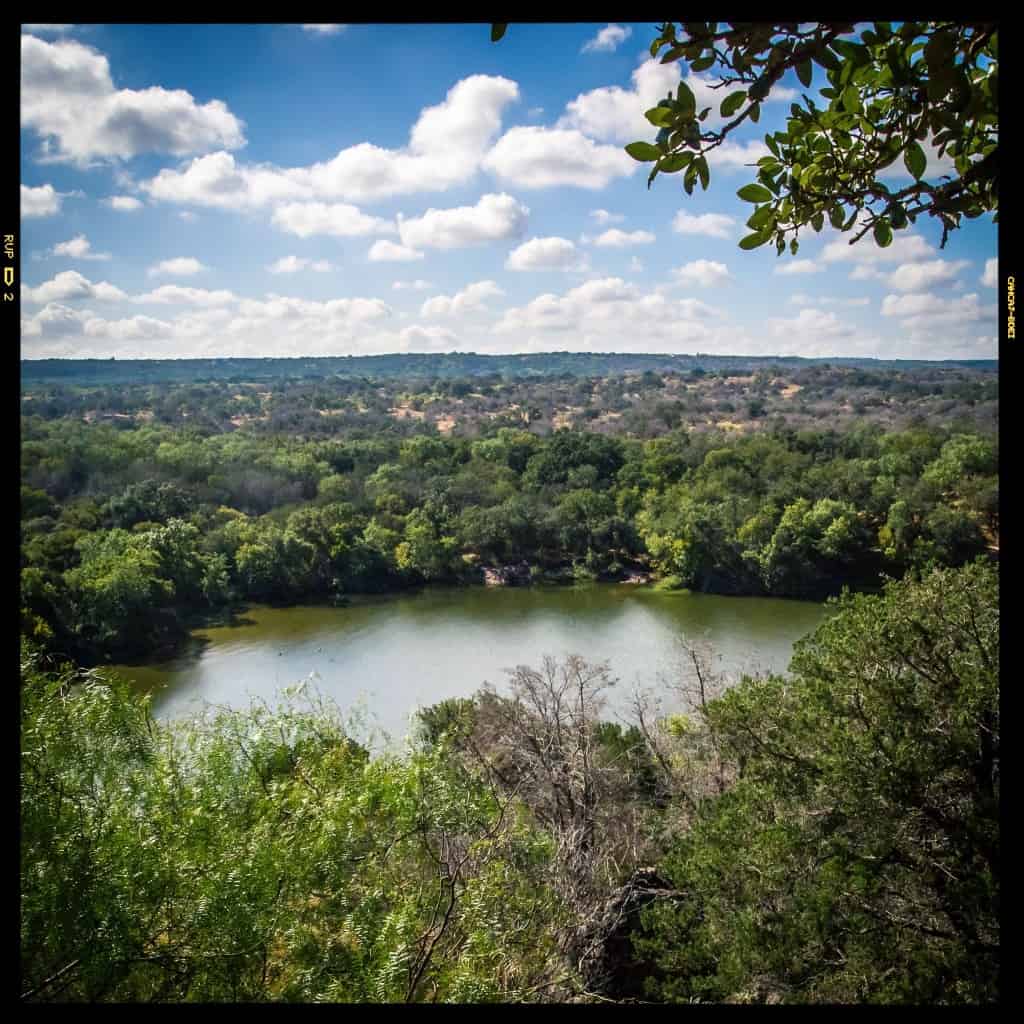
[494,22,998,252]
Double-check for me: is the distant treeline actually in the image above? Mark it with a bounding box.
[21,352,999,386]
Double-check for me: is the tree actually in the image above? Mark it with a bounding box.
[635,561,998,1003]
[493,22,997,252]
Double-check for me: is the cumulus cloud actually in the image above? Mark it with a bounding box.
[711,139,771,169]
[886,259,969,292]
[505,237,583,272]
[558,59,792,146]
[495,276,718,351]
[144,75,519,208]
[22,270,126,304]
[134,285,236,306]
[769,307,857,340]
[674,260,731,288]
[22,24,75,34]
[21,183,63,217]
[105,195,143,211]
[148,257,205,277]
[671,210,736,239]
[301,24,347,35]
[880,291,993,330]
[822,231,933,270]
[392,279,433,291]
[398,193,528,251]
[773,259,823,276]
[271,201,395,238]
[368,240,425,262]
[592,228,655,248]
[399,325,459,350]
[581,24,631,54]
[21,34,245,165]
[421,280,504,317]
[981,258,997,288]
[483,126,635,189]
[53,234,111,261]
[267,256,333,274]
[590,209,624,225]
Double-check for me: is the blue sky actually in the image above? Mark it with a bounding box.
[20,22,998,361]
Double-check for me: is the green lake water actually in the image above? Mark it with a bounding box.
[109,584,829,745]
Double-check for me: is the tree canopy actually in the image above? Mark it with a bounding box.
[493,22,998,252]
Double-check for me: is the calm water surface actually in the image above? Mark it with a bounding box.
[110,585,828,745]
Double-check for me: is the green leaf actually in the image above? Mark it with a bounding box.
[720,91,746,118]
[695,156,710,191]
[749,102,761,124]
[645,106,675,127]
[828,204,845,229]
[873,219,893,247]
[676,80,697,117]
[647,165,659,189]
[796,59,813,88]
[811,211,824,232]
[690,55,715,73]
[625,142,662,162]
[737,184,774,203]
[841,85,862,114]
[790,238,800,255]
[658,153,692,174]
[490,24,508,43]
[739,231,772,250]
[904,140,927,180]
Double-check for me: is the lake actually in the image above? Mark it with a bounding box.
[109,584,829,745]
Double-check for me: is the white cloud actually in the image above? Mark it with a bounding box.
[392,279,433,291]
[495,277,718,349]
[22,270,126,304]
[711,139,771,169]
[629,256,644,274]
[105,195,143,211]
[134,285,236,306]
[301,24,347,35]
[558,59,680,143]
[21,183,62,217]
[506,237,583,272]
[368,240,425,262]
[148,257,205,277]
[886,259,969,292]
[590,209,624,225]
[399,325,459,350]
[773,259,822,276]
[981,258,997,288]
[83,314,175,341]
[421,280,504,317]
[267,255,333,274]
[558,60,792,146]
[53,234,110,261]
[674,259,731,288]
[822,231,933,268]
[271,201,395,238]
[880,291,993,330]
[581,24,632,54]
[593,228,655,248]
[671,210,736,240]
[399,193,528,251]
[144,74,519,208]
[21,34,245,165]
[22,24,75,34]
[178,211,198,222]
[483,126,635,189]
[789,293,870,308]
[769,307,857,340]
[22,303,92,338]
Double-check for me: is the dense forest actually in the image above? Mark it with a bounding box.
[21,360,999,1002]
